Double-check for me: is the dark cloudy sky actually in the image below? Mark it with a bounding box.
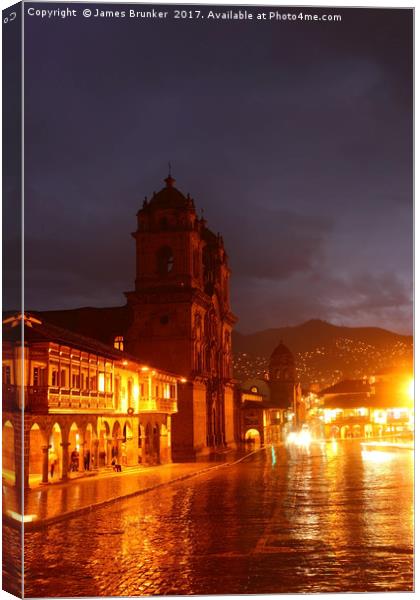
[19,3,412,334]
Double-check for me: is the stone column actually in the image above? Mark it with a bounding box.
[78,436,85,472]
[60,441,71,481]
[41,445,51,484]
[107,438,113,466]
[93,439,99,470]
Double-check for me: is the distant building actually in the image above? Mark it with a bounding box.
[237,341,303,445]
[269,341,302,418]
[317,369,414,439]
[2,313,179,490]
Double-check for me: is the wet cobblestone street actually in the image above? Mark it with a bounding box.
[6,440,414,596]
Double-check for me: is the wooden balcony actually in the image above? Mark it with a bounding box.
[156,397,177,414]
[18,386,115,413]
[47,389,114,411]
[139,397,177,414]
[7,385,176,415]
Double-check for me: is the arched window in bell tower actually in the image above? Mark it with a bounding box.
[157,246,174,275]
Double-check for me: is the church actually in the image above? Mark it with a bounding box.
[125,172,237,459]
[238,341,303,446]
[25,173,237,461]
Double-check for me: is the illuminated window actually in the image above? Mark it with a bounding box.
[164,383,170,399]
[114,336,124,351]
[98,373,105,393]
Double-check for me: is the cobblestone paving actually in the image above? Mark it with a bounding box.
[4,460,234,525]
[5,440,415,596]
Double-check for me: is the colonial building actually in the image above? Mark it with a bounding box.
[317,369,414,439]
[2,312,179,489]
[125,174,237,459]
[15,173,237,462]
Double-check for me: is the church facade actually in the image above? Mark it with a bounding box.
[125,174,237,459]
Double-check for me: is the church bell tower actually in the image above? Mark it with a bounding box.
[125,172,237,459]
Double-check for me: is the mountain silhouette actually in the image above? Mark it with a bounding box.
[233,320,412,387]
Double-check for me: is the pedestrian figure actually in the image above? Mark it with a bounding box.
[70,449,79,472]
[84,449,90,471]
[49,451,58,478]
[111,457,122,472]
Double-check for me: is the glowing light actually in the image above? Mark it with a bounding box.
[98,373,105,392]
[122,360,128,366]
[407,378,414,402]
[7,510,37,523]
[141,366,149,372]
[271,445,277,466]
[286,429,312,447]
[299,429,312,446]
[133,384,139,400]
[362,441,414,451]
[372,409,386,425]
[180,377,187,383]
[361,450,396,463]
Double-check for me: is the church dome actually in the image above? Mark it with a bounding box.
[149,175,194,210]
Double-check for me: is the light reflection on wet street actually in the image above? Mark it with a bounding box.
[13,440,414,596]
